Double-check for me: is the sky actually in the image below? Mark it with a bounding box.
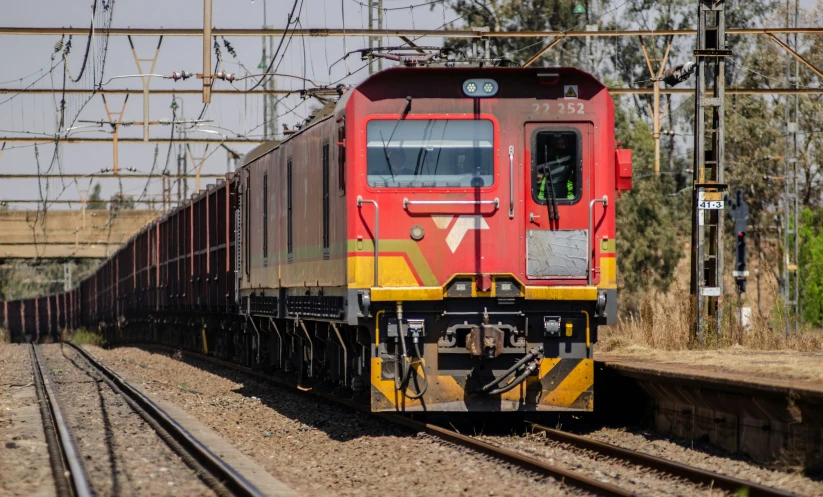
[0,0,819,209]
[0,0,457,208]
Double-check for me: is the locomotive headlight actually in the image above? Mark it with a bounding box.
[463,78,498,97]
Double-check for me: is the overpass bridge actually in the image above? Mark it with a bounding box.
[0,209,160,259]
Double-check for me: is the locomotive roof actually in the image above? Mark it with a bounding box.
[239,65,605,169]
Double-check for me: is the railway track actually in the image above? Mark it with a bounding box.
[525,422,798,497]
[32,343,270,497]
[141,344,802,497]
[30,344,93,497]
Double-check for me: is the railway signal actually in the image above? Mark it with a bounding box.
[728,189,749,294]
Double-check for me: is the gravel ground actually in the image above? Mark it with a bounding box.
[0,344,55,497]
[84,345,597,497]
[40,344,215,497]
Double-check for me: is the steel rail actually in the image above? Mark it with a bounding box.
[141,345,636,496]
[527,422,799,497]
[30,344,93,497]
[65,343,268,497]
[137,344,807,496]
[2,26,823,37]
[382,414,638,497]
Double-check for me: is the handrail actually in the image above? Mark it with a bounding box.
[508,145,515,219]
[357,195,380,287]
[588,195,608,285]
[403,197,499,209]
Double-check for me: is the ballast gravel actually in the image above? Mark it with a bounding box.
[475,425,823,496]
[0,344,56,497]
[84,345,591,497]
[586,428,823,497]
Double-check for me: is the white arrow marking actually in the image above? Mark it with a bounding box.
[445,216,490,253]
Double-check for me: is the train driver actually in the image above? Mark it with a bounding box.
[388,147,414,176]
[537,134,575,201]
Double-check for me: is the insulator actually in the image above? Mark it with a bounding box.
[158,118,171,125]
[223,39,237,58]
[54,40,64,53]
[216,71,235,82]
[171,71,192,81]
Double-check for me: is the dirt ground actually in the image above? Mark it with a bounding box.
[597,346,823,389]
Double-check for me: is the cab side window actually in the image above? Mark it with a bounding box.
[531,130,580,204]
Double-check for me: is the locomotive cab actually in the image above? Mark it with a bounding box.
[343,67,629,411]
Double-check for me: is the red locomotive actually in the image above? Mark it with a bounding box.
[2,65,632,413]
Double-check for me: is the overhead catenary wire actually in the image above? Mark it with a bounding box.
[247,0,303,91]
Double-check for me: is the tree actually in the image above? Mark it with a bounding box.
[613,104,683,312]
[799,208,823,326]
[109,192,135,212]
[87,183,105,210]
[441,0,591,66]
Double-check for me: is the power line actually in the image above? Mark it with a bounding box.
[2,86,820,96]
[0,173,227,179]
[0,137,266,144]
[1,26,821,38]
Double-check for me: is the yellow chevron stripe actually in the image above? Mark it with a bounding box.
[542,359,593,409]
[347,239,438,286]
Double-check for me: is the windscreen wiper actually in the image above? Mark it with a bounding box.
[380,96,413,179]
[545,145,559,221]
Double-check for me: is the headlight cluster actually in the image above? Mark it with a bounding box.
[463,79,498,97]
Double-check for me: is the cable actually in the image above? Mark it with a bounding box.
[0,59,64,107]
[68,0,98,83]
[248,0,302,91]
[349,0,443,10]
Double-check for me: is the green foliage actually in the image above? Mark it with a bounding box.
[0,261,99,301]
[441,0,587,65]
[71,328,105,347]
[109,192,135,212]
[799,208,823,326]
[87,183,106,210]
[613,105,683,312]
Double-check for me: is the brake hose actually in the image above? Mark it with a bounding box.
[395,334,428,399]
[480,346,543,393]
[487,361,539,396]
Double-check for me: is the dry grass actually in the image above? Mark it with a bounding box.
[0,327,9,344]
[70,328,105,347]
[598,285,823,382]
[600,283,823,353]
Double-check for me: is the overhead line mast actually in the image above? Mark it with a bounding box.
[691,0,730,343]
[783,0,800,335]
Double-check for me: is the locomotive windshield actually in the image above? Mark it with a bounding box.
[366,119,494,188]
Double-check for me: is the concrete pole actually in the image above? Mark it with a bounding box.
[203,0,213,103]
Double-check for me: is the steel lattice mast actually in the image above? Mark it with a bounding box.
[691,0,730,342]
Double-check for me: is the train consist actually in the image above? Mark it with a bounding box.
[2,66,632,412]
